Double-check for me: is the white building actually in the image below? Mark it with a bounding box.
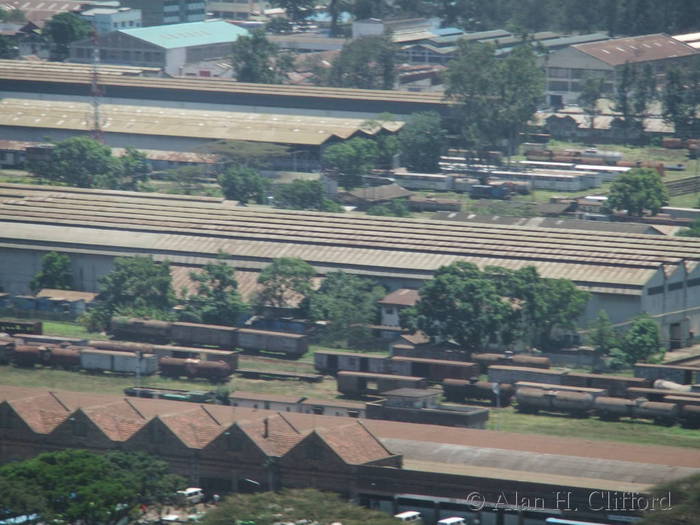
[80,7,142,34]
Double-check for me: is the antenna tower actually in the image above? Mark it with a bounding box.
[90,27,103,142]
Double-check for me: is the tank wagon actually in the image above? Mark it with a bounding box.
[0,319,42,335]
[515,388,694,427]
[488,365,563,385]
[336,371,428,396]
[109,317,308,356]
[442,378,514,406]
[159,357,233,383]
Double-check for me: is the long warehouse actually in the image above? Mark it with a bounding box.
[1,183,700,342]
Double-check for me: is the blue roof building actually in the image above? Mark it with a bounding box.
[68,20,249,77]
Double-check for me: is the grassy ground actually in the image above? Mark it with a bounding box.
[42,320,110,340]
[488,406,700,449]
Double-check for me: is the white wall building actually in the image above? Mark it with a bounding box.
[80,7,142,34]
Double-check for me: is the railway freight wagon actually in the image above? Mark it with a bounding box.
[336,371,428,396]
[159,357,233,382]
[314,351,389,375]
[0,336,14,364]
[0,319,42,335]
[388,356,479,381]
[442,378,514,406]
[634,363,699,385]
[80,349,158,375]
[562,373,650,396]
[488,365,563,385]
[109,317,309,356]
[89,340,239,367]
[471,353,550,373]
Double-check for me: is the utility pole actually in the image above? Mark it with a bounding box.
[90,27,103,142]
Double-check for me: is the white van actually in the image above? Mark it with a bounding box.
[438,518,467,525]
[394,511,423,523]
[176,487,204,504]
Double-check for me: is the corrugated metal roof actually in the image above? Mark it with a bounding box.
[574,33,699,66]
[0,98,402,146]
[118,20,249,49]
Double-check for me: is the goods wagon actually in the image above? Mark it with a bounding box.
[562,373,649,396]
[159,357,232,383]
[471,353,550,373]
[110,317,170,342]
[170,322,237,349]
[634,363,698,385]
[90,339,239,367]
[237,328,307,356]
[515,381,606,397]
[0,319,42,335]
[15,334,87,346]
[314,351,388,375]
[488,365,562,385]
[89,340,154,353]
[442,378,514,406]
[388,356,479,381]
[80,349,158,375]
[0,337,15,364]
[336,371,428,396]
[12,344,44,367]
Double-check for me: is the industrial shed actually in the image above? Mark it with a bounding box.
[2,183,700,345]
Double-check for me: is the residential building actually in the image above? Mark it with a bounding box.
[119,0,205,26]
[206,0,268,20]
[79,7,142,34]
[378,289,419,327]
[68,20,249,75]
[543,33,700,106]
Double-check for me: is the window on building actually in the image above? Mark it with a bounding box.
[384,307,395,315]
[548,81,569,91]
[548,67,569,78]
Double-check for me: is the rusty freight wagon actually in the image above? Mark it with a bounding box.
[314,351,389,375]
[337,371,428,396]
[0,319,42,335]
[388,356,479,381]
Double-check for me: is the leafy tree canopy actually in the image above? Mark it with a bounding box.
[82,256,175,331]
[180,255,248,326]
[29,251,73,293]
[274,179,343,212]
[0,7,26,23]
[231,29,292,84]
[445,42,544,153]
[205,140,290,169]
[325,35,396,90]
[620,315,664,365]
[587,310,620,355]
[677,217,700,238]
[255,257,315,310]
[402,263,589,351]
[0,35,18,59]
[269,0,315,23]
[218,165,270,204]
[397,111,446,173]
[201,488,400,525]
[0,450,184,525]
[607,167,669,217]
[322,137,379,190]
[577,75,606,130]
[366,199,411,217]
[306,271,385,346]
[639,473,700,524]
[662,64,700,139]
[44,12,91,59]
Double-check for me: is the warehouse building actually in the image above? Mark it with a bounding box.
[2,184,700,345]
[68,20,248,76]
[1,385,698,524]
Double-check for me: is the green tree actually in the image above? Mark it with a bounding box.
[180,255,248,326]
[202,488,399,525]
[397,111,446,173]
[29,251,73,293]
[231,29,292,84]
[269,0,315,22]
[401,262,514,352]
[255,257,315,310]
[44,12,91,60]
[0,450,184,525]
[639,473,700,524]
[366,199,411,217]
[28,136,123,189]
[306,271,385,346]
[119,147,151,189]
[322,137,378,189]
[218,165,270,204]
[607,167,669,217]
[588,310,619,355]
[445,42,544,155]
[205,140,290,169]
[620,315,664,364]
[662,64,700,139]
[0,476,47,520]
[613,62,641,142]
[0,35,18,59]
[677,217,700,237]
[326,35,396,90]
[578,74,606,132]
[274,179,343,211]
[166,165,207,196]
[0,8,26,23]
[82,256,175,331]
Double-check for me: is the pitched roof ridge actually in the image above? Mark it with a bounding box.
[355,418,394,456]
[48,391,71,412]
[200,404,222,426]
[275,411,301,434]
[123,398,147,420]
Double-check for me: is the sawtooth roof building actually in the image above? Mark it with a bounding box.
[1,385,698,523]
[1,183,700,346]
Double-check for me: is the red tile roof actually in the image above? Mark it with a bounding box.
[378,288,419,307]
[314,420,396,465]
[574,34,699,66]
